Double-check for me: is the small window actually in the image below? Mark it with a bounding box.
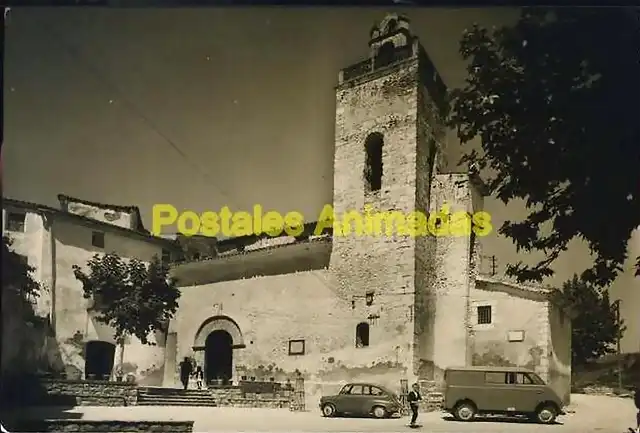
[365,291,374,306]
[485,372,506,384]
[91,231,105,248]
[477,305,492,325]
[288,339,305,356]
[6,211,26,232]
[347,385,364,395]
[355,322,370,348]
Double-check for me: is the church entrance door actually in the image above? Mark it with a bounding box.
[204,330,233,384]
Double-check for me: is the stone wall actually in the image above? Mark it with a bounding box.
[171,269,412,397]
[15,420,193,433]
[52,218,166,384]
[469,280,548,376]
[37,379,138,406]
[548,301,572,404]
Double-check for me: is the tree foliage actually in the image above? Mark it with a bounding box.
[72,253,180,345]
[2,235,42,300]
[560,275,623,366]
[449,8,640,288]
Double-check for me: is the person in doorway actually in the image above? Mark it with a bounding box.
[407,382,422,426]
[179,357,193,391]
[195,366,204,390]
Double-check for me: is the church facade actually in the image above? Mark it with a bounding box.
[165,14,572,404]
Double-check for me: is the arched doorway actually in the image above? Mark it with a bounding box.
[205,330,233,384]
[85,341,115,380]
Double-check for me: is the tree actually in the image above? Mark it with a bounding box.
[448,8,640,288]
[72,253,180,378]
[559,275,623,366]
[2,235,42,302]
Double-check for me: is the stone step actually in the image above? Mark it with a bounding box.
[137,397,217,407]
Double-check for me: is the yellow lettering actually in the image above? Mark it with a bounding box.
[341,210,365,236]
[405,211,428,237]
[472,211,493,237]
[263,211,283,237]
[176,210,200,237]
[377,211,406,236]
[219,207,233,237]
[362,205,376,236]
[449,211,472,237]
[151,204,178,236]
[199,211,220,237]
[283,212,305,236]
[428,204,450,236]
[314,205,335,235]
[230,211,253,237]
[253,204,263,235]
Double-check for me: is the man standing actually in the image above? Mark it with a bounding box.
[178,357,193,391]
[407,382,422,426]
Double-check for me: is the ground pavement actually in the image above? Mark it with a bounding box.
[5,394,637,432]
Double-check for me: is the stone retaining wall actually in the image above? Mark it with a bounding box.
[39,379,137,406]
[15,420,193,432]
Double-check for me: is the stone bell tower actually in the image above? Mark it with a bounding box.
[328,13,451,381]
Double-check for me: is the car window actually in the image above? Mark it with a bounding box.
[339,385,351,395]
[517,373,533,384]
[485,372,506,384]
[348,385,364,395]
[370,386,384,396]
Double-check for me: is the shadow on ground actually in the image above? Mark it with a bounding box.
[442,414,564,425]
[0,374,81,431]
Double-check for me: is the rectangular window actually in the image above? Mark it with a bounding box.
[485,372,506,384]
[91,231,105,248]
[288,339,305,356]
[477,305,492,325]
[6,211,26,232]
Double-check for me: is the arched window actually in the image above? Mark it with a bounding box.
[364,132,384,192]
[375,42,395,69]
[355,322,370,348]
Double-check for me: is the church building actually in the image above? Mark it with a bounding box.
[165,14,572,404]
[1,13,572,408]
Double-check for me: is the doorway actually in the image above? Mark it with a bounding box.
[204,330,233,384]
[85,341,115,380]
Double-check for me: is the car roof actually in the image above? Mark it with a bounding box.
[445,366,537,373]
[343,383,393,392]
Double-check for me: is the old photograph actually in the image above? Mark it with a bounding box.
[1,4,639,433]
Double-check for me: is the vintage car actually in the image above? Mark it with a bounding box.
[319,382,403,418]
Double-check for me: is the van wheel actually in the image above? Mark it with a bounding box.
[372,406,387,418]
[321,403,336,417]
[535,405,557,424]
[453,401,476,421]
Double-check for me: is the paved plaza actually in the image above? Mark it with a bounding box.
[4,394,636,433]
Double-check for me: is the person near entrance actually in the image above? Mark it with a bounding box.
[179,357,193,390]
[407,382,422,426]
[195,366,204,390]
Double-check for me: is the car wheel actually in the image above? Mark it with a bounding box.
[372,406,387,418]
[535,405,557,424]
[321,403,336,417]
[453,402,476,422]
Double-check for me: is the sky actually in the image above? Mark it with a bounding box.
[4,7,638,352]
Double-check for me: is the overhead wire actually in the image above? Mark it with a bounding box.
[32,13,242,215]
